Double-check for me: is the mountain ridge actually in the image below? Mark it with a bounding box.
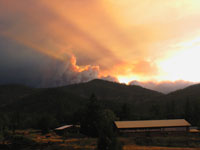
[1,79,200,126]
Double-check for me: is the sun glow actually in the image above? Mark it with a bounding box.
[116,36,200,84]
[158,37,200,82]
[117,75,137,84]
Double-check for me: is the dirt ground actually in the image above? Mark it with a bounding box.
[12,130,200,150]
[123,145,200,150]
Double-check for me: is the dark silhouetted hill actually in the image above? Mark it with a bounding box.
[0,84,36,107]
[62,79,163,102]
[0,79,162,114]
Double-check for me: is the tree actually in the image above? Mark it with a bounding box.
[0,114,8,133]
[0,114,9,144]
[37,114,57,134]
[184,98,192,122]
[165,100,175,119]
[190,101,200,126]
[10,112,21,134]
[97,109,122,150]
[149,104,160,119]
[80,94,123,149]
[80,93,103,137]
[119,103,131,120]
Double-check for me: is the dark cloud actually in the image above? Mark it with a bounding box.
[0,0,122,71]
[0,36,98,87]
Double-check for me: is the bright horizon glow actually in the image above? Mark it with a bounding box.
[158,44,200,82]
[117,36,200,84]
[117,75,138,84]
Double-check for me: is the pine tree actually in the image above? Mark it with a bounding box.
[97,109,122,150]
[184,98,192,122]
[80,93,103,137]
[119,103,131,120]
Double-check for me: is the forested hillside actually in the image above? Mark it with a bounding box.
[0,79,200,131]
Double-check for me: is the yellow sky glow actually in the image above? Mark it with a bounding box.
[158,37,200,82]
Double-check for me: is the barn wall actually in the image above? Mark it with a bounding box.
[119,126,189,133]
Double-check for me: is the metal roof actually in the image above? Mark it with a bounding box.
[55,125,80,130]
[115,119,191,129]
[55,125,73,130]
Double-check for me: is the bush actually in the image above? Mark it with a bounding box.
[97,135,122,150]
[37,114,57,134]
[8,135,37,150]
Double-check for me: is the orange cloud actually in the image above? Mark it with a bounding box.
[132,60,158,76]
[1,0,200,84]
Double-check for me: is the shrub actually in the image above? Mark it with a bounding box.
[8,135,37,150]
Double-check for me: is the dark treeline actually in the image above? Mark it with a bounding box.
[1,95,200,134]
[1,97,200,132]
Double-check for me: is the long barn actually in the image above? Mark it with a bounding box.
[114,119,191,133]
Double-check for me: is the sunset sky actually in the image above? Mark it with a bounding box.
[0,0,200,91]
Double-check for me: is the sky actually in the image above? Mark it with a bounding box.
[0,0,200,92]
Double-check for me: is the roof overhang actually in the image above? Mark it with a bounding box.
[115,119,191,129]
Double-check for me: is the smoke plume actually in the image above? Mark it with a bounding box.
[0,36,99,87]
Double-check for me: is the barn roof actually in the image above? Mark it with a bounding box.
[55,124,80,130]
[55,125,73,130]
[115,119,191,129]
